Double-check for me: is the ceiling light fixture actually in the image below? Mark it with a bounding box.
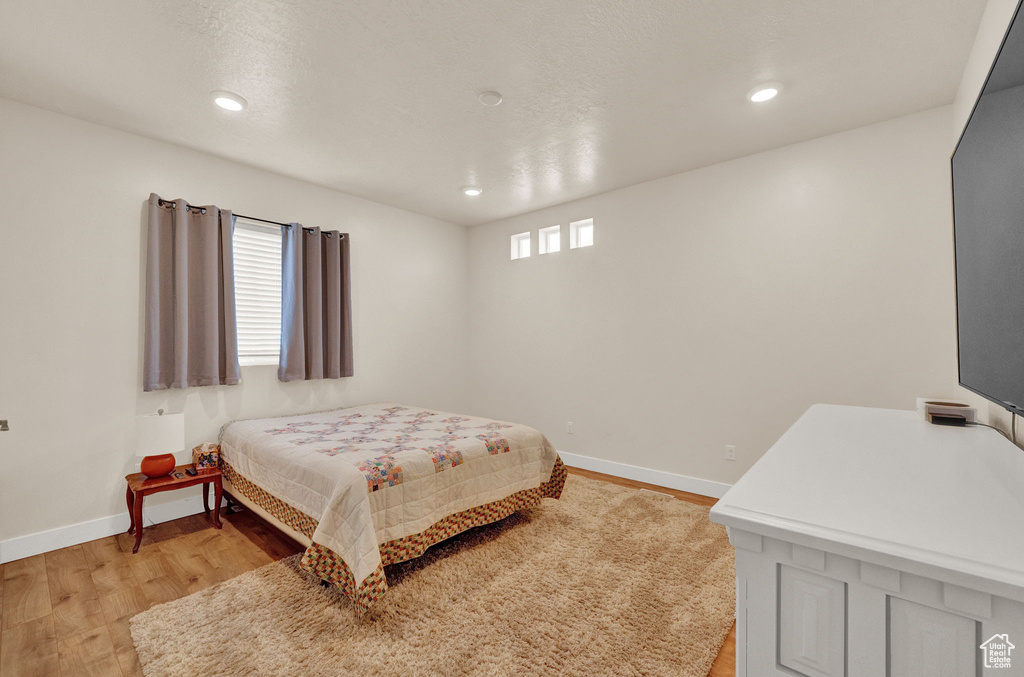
[748,83,782,103]
[463,187,483,197]
[479,91,503,106]
[212,91,247,112]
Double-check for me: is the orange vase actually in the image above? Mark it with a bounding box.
[141,453,176,478]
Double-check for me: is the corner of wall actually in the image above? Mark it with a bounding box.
[952,0,1020,138]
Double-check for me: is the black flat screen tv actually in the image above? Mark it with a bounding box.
[953,0,1024,416]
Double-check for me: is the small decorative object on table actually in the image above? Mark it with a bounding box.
[192,442,220,472]
[140,453,176,478]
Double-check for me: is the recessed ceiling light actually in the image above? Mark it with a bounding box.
[463,187,483,196]
[748,83,782,103]
[479,91,503,106]
[212,91,247,111]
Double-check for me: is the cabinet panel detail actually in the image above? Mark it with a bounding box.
[779,565,847,677]
[859,561,900,592]
[730,528,763,553]
[942,583,992,619]
[888,597,978,677]
[792,544,826,571]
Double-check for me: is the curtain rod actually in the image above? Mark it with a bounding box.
[236,213,294,228]
[158,198,292,228]
[157,198,343,237]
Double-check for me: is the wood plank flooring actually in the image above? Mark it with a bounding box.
[0,467,735,677]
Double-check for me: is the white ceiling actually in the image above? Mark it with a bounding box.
[0,0,987,226]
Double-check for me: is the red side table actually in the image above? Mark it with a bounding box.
[125,464,223,553]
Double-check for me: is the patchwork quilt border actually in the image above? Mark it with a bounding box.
[220,461,318,539]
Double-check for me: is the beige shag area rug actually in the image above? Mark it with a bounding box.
[130,474,734,676]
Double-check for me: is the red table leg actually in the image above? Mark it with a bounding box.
[126,485,136,535]
[131,491,144,554]
[211,477,223,529]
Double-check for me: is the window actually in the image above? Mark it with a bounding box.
[511,231,531,260]
[539,225,561,254]
[570,218,594,249]
[233,219,283,366]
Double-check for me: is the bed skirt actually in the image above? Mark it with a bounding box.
[220,458,567,613]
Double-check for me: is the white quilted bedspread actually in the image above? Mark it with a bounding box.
[219,403,559,586]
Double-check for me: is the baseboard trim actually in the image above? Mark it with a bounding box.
[1,454,731,563]
[558,451,732,499]
[0,494,206,564]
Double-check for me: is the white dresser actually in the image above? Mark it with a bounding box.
[709,404,1024,677]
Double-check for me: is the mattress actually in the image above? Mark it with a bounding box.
[219,403,565,612]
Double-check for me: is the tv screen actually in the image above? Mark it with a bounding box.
[953,0,1024,415]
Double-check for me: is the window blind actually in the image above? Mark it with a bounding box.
[233,219,283,365]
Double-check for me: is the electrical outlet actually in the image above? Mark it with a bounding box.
[0,420,8,432]
[725,444,736,461]
[566,421,574,434]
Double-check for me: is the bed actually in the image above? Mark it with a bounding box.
[218,403,566,613]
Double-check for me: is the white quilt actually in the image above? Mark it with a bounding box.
[219,403,560,589]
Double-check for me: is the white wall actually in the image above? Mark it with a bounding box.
[466,106,957,485]
[0,98,468,548]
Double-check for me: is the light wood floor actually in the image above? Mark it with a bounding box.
[0,467,735,677]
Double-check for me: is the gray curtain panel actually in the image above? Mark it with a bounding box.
[279,224,353,381]
[143,193,241,391]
